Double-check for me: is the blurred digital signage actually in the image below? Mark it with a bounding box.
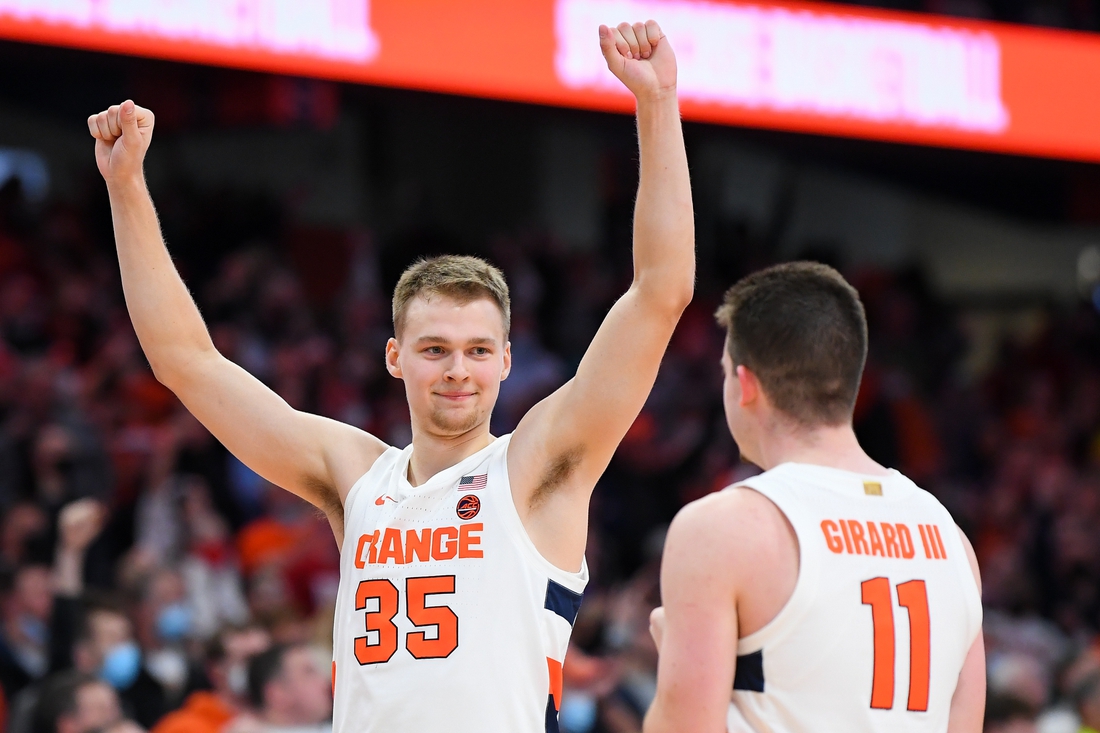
[2,0,1099,161]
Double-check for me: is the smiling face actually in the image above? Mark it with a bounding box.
[386,294,511,438]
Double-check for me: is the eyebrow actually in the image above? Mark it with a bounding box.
[415,336,498,347]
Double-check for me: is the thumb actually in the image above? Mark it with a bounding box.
[598,25,624,70]
[120,99,140,139]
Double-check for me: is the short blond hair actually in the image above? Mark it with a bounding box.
[392,255,510,338]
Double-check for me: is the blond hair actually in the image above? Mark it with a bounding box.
[392,255,510,338]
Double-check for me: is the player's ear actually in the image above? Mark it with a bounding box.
[736,364,760,408]
[500,341,512,381]
[385,338,402,378]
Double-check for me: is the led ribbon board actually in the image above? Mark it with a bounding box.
[2,0,1100,160]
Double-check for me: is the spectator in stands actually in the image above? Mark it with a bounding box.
[29,670,129,733]
[65,598,166,729]
[151,623,270,733]
[233,643,331,733]
[982,694,1038,733]
[0,562,53,700]
[1074,673,1100,733]
[132,565,200,708]
[7,500,105,733]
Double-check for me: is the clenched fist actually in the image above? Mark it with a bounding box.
[58,498,106,555]
[88,100,155,186]
[599,20,676,101]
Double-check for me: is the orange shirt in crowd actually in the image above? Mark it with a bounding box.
[150,691,235,733]
[236,518,306,575]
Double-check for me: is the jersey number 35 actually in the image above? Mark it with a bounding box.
[355,576,459,664]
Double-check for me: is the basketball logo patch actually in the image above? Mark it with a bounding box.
[456,494,481,520]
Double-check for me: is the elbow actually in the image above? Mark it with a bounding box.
[147,345,216,393]
[671,279,695,313]
[149,359,183,392]
[636,277,694,318]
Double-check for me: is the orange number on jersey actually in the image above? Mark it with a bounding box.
[351,575,459,666]
[861,578,895,709]
[354,579,399,665]
[861,577,932,712]
[897,580,931,712]
[406,576,459,659]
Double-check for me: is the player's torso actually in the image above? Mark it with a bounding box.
[332,434,588,733]
[728,463,982,733]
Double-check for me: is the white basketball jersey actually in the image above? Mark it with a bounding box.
[331,434,588,733]
[726,463,982,733]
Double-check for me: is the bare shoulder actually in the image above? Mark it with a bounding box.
[302,412,390,505]
[956,524,982,591]
[666,487,790,560]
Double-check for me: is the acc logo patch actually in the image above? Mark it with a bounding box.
[456,494,481,520]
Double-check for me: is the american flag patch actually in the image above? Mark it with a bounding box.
[458,474,487,490]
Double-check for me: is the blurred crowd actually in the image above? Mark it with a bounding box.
[0,147,1098,733]
[854,0,1100,33]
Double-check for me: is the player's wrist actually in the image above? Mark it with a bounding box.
[635,85,679,106]
[105,171,148,198]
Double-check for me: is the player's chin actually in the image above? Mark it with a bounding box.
[428,406,483,435]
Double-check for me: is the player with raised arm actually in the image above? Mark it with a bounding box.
[88,19,693,733]
[644,263,984,733]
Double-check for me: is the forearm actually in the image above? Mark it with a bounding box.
[108,176,215,383]
[633,92,694,301]
[643,701,724,733]
[52,547,84,597]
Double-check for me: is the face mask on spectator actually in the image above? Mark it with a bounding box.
[227,662,248,696]
[155,602,192,642]
[559,691,598,733]
[146,647,189,689]
[100,641,141,690]
[19,613,48,646]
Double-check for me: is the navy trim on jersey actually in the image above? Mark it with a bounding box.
[545,696,560,733]
[734,650,765,692]
[544,579,583,626]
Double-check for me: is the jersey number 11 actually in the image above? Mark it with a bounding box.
[861,577,930,712]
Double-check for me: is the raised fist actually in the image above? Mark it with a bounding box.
[58,498,106,555]
[599,20,677,101]
[87,100,155,186]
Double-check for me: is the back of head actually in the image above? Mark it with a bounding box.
[247,642,292,711]
[715,262,868,426]
[32,671,99,733]
[391,255,510,339]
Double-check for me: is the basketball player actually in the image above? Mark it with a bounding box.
[88,19,693,733]
[643,263,984,733]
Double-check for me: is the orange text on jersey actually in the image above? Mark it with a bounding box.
[820,519,948,560]
[353,524,483,567]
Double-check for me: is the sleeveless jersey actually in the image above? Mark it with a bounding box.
[726,463,982,733]
[331,434,589,733]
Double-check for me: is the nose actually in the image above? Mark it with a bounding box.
[444,351,470,382]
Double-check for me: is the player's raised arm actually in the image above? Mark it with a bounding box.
[508,20,694,567]
[88,101,384,526]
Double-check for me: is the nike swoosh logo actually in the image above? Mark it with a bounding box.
[374,495,396,506]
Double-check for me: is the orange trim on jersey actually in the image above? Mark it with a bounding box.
[331,661,336,699]
[547,657,564,711]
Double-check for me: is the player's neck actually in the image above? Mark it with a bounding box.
[754,421,889,476]
[407,422,495,487]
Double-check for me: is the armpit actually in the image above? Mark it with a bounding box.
[529,446,584,509]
